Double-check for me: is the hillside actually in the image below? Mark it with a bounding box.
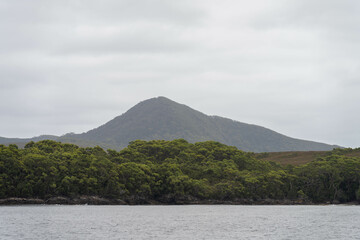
[0,96,339,152]
[256,148,360,166]
[255,151,329,166]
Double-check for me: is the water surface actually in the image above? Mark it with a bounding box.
[1,205,359,239]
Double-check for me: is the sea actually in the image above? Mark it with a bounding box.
[0,205,359,239]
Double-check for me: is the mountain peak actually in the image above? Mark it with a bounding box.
[140,96,173,102]
[152,96,171,101]
[124,96,197,119]
[135,96,180,107]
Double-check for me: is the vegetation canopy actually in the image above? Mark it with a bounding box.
[1,140,359,204]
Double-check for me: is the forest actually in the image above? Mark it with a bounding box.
[1,139,360,204]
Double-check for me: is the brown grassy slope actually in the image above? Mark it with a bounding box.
[255,151,328,166]
[255,149,360,166]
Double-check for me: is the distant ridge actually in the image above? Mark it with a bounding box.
[0,96,339,152]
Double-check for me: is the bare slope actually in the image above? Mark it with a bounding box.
[256,148,360,165]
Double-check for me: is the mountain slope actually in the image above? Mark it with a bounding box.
[0,135,59,145]
[64,96,338,152]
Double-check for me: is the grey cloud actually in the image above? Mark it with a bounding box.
[0,0,359,147]
[0,0,204,25]
[0,0,205,55]
[78,0,205,25]
[56,27,196,55]
[251,0,360,28]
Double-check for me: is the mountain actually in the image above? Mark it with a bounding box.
[0,96,339,152]
[64,96,338,152]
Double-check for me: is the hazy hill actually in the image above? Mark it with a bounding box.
[0,135,58,146]
[0,96,339,152]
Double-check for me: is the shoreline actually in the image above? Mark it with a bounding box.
[1,196,357,206]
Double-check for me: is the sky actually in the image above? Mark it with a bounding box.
[0,0,359,147]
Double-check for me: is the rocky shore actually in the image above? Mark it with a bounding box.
[0,195,318,205]
[0,196,126,205]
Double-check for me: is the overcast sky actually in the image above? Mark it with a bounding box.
[1,0,359,147]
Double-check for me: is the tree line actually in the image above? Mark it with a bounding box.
[1,139,359,203]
